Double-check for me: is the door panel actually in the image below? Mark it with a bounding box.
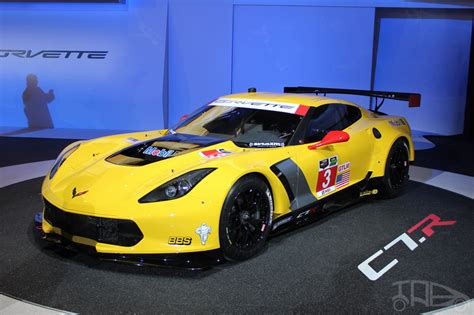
[293,119,374,202]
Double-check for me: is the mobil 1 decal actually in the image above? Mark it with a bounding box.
[316,156,338,197]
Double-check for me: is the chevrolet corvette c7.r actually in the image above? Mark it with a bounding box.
[41,86,420,261]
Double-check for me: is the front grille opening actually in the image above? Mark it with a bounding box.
[43,199,143,247]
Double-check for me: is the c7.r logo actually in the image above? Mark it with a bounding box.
[358,214,456,281]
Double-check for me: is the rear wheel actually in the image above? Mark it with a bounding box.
[219,175,273,261]
[379,139,410,198]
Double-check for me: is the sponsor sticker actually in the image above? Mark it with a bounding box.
[319,159,329,169]
[249,142,285,148]
[143,146,175,158]
[168,236,192,246]
[335,161,351,189]
[272,216,293,230]
[199,148,232,159]
[338,162,350,173]
[125,137,139,143]
[389,119,406,127]
[210,98,309,116]
[316,155,338,197]
[195,224,212,245]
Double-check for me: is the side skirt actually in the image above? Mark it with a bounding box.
[270,175,381,235]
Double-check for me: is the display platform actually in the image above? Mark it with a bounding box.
[0,135,472,313]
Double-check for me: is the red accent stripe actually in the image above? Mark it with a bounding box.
[295,105,310,116]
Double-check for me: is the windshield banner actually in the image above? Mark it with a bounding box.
[210,98,309,116]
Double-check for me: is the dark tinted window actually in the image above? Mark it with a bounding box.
[170,105,303,148]
[299,104,361,143]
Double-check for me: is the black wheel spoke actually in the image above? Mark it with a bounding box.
[246,222,256,232]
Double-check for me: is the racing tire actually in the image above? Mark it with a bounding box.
[219,175,273,261]
[379,138,410,198]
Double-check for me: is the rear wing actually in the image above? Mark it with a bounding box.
[283,86,421,112]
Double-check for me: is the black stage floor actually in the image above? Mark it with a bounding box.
[0,136,473,313]
[413,135,474,177]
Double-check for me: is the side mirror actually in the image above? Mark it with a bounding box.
[308,130,350,150]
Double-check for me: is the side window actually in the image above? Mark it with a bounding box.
[299,104,361,143]
[346,105,362,126]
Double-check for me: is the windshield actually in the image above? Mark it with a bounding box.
[169,104,304,148]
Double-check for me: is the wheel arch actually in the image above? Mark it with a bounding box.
[228,170,291,218]
[384,136,411,171]
[369,130,414,178]
[240,172,271,187]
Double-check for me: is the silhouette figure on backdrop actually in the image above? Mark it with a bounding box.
[22,74,55,128]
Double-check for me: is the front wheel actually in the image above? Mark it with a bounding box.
[219,175,273,261]
[379,139,410,198]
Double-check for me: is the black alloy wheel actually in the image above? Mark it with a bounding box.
[380,138,410,198]
[219,175,273,261]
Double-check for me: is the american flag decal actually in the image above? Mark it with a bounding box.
[336,171,350,189]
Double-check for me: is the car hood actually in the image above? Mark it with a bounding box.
[45,133,247,215]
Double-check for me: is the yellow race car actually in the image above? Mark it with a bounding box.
[40,86,420,263]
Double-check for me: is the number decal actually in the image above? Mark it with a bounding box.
[322,169,332,188]
[316,156,338,197]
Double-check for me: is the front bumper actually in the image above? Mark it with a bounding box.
[36,211,224,269]
[40,194,222,254]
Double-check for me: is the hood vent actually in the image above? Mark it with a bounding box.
[106,133,225,166]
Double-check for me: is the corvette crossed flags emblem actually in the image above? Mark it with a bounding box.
[72,187,88,199]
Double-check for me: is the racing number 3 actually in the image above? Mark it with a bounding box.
[322,169,331,188]
[316,166,337,192]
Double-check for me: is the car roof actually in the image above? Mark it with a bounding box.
[220,92,356,108]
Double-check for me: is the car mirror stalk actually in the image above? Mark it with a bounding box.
[308,130,350,150]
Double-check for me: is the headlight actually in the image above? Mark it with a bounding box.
[49,142,82,179]
[139,168,216,203]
